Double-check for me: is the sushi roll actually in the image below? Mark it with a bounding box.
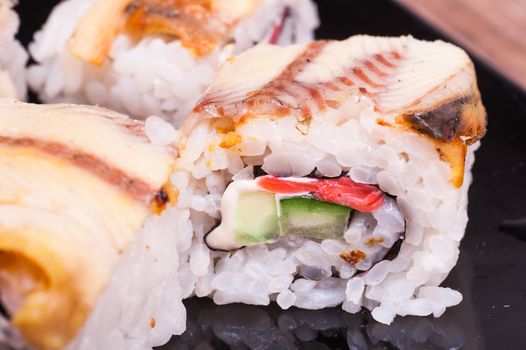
[27,0,319,125]
[171,35,487,324]
[0,1,28,99]
[0,99,181,349]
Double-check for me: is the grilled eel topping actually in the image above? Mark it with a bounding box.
[188,35,487,187]
[0,99,176,350]
[68,0,261,65]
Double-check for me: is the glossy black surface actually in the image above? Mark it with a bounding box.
[18,1,526,349]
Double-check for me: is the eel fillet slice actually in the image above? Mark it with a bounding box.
[68,0,261,64]
[188,35,487,186]
[0,99,177,350]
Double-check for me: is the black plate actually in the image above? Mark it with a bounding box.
[17,1,526,349]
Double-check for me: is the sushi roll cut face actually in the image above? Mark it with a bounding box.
[185,35,486,253]
[206,176,386,252]
[0,100,176,350]
[174,35,486,319]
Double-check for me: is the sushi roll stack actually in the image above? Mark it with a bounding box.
[0,1,489,348]
[27,0,319,125]
[0,0,28,99]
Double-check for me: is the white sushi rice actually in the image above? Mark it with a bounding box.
[27,0,319,126]
[0,0,28,99]
[171,101,477,325]
[68,207,191,350]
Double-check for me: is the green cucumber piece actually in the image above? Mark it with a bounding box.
[234,191,279,245]
[279,197,351,239]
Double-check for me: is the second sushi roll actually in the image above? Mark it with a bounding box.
[27,0,319,125]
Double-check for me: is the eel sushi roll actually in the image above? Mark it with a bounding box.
[0,99,187,349]
[0,1,28,99]
[27,0,319,125]
[172,35,487,323]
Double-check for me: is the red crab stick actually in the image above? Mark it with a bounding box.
[257,175,384,212]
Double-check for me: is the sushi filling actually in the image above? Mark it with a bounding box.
[205,175,405,271]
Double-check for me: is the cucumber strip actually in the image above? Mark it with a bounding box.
[279,196,352,239]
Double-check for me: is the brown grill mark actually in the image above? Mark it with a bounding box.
[270,41,328,85]
[338,76,355,86]
[364,60,387,77]
[404,98,466,141]
[305,85,327,111]
[0,136,156,204]
[352,68,382,88]
[359,87,370,95]
[340,249,367,265]
[391,51,402,59]
[323,81,342,91]
[401,92,485,144]
[374,53,396,68]
[245,41,328,122]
